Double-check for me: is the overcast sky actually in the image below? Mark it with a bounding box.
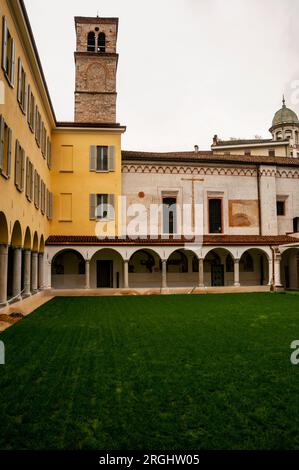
[24,0,299,152]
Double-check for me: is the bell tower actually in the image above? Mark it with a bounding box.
[74,16,119,123]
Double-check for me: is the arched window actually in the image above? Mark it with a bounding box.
[240,253,254,272]
[98,32,106,53]
[87,32,96,52]
[226,254,234,272]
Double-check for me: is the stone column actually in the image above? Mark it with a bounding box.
[13,247,22,300]
[31,252,38,293]
[124,260,129,289]
[274,251,282,287]
[23,250,31,297]
[268,258,273,286]
[162,260,167,289]
[234,258,240,287]
[38,253,44,290]
[0,245,8,306]
[85,260,90,289]
[198,258,204,287]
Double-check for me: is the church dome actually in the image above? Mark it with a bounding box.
[272,97,299,127]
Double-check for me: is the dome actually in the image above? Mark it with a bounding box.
[272,97,299,127]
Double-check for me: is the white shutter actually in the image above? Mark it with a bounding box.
[109,146,115,171]
[89,194,96,220]
[90,145,96,171]
[0,116,4,172]
[17,58,22,102]
[2,17,8,72]
[108,194,115,220]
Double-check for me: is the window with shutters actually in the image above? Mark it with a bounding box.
[90,193,115,220]
[46,190,53,220]
[17,58,27,113]
[90,145,115,172]
[47,138,52,169]
[34,170,40,209]
[25,158,34,202]
[41,123,47,158]
[0,115,12,179]
[14,141,25,192]
[35,107,41,147]
[27,86,35,132]
[208,198,223,233]
[2,17,15,86]
[40,180,46,215]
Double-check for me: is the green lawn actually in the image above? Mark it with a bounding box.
[1,293,299,450]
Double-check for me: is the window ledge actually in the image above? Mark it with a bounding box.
[59,170,74,173]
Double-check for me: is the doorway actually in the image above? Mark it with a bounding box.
[211,264,224,286]
[97,260,113,288]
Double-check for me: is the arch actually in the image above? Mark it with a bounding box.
[129,249,162,288]
[24,227,31,250]
[90,248,124,289]
[32,232,39,252]
[98,32,106,52]
[166,248,199,287]
[239,248,270,286]
[86,63,106,92]
[11,221,22,248]
[87,31,96,52]
[167,249,188,273]
[203,248,236,287]
[51,249,86,289]
[39,235,45,253]
[280,247,299,289]
[0,212,9,245]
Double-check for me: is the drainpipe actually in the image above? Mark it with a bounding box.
[257,164,262,236]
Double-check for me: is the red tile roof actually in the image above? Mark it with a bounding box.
[46,235,299,246]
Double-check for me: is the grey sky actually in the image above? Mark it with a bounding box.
[24,0,299,152]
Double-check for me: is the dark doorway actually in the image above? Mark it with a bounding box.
[97,260,113,288]
[284,265,290,289]
[209,198,222,233]
[211,264,224,286]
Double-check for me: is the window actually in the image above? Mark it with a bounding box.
[89,193,115,220]
[14,140,25,191]
[46,190,53,220]
[34,170,40,209]
[17,58,27,113]
[41,123,47,158]
[293,217,299,233]
[25,158,34,201]
[226,254,234,272]
[35,106,41,147]
[0,115,12,178]
[27,85,35,132]
[87,31,96,52]
[89,145,115,172]
[40,180,46,214]
[209,198,223,233]
[98,32,106,53]
[269,149,275,157]
[163,197,177,234]
[2,17,15,86]
[244,150,251,156]
[276,200,285,216]
[47,138,52,169]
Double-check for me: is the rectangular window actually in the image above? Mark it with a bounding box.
[89,145,115,172]
[59,193,72,221]
[35,106,41,147]
[269,149,275,157]
[27,86,35,132]
[2,17,15,86]
[244,150,251,156]
[276,200,285,216]
[40,180,45,214]
[34,170,40,209]
[163,197,177,234]
[209,198,223,233]
[17,58,27,113]
[0,115,12,178]
[41,123,46,158]
[14,140,25,192]
[89,193,115,220]
[60,145,73,172]
[25,158,34,202]
[47,138,52,169]
[46,190,53,220]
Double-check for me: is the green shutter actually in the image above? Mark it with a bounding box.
[90,145,96,171]
[109,146,115,171]
[0,116,4,172]
[89,194,96,220]
[7,127,12,177]
[17,58,22,102]
[2,17,8,72]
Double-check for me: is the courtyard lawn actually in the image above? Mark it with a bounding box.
[1,293,299,450]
